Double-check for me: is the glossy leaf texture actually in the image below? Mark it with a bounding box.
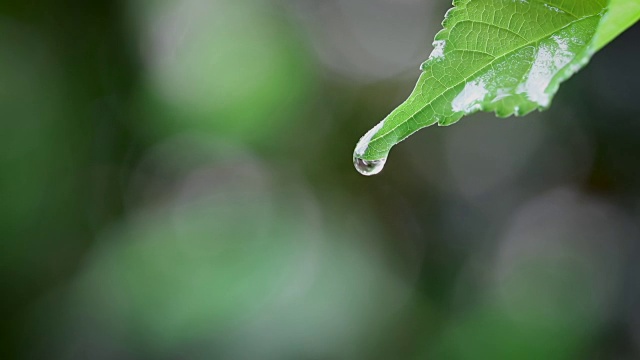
[354,0,639,167]
[594,0,640,50]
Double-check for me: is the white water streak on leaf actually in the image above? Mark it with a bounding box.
[355,120,385,157]
[354,0,614,163]
[452,80,489,113]
[429,40,446,60]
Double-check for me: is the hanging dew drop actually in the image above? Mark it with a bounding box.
[353,156,387,176]
[353,120,387,176]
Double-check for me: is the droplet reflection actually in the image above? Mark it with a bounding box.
[353,156,387,176]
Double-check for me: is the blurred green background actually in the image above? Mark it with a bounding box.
[1,0,640,359]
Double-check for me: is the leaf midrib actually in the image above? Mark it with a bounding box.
[367,13,599,149]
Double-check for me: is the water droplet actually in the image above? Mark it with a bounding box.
[353,156,387,176]
[354,120,386,175]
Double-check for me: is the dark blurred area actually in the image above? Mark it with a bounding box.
[1,0,639,359]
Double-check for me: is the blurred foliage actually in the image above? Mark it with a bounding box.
[130,0,315,147]
[1,0,640,359]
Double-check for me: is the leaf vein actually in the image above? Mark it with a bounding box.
[455,19,528,41]
[529,0,579,19]
[367,14,598,146]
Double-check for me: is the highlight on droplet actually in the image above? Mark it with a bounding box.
[353,157,387,176]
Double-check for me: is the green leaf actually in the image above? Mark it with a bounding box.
[594,0,640,50]
[353,0,640,175]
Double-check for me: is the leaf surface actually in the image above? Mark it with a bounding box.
[354,0,637,168]
[594,0,640,50]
